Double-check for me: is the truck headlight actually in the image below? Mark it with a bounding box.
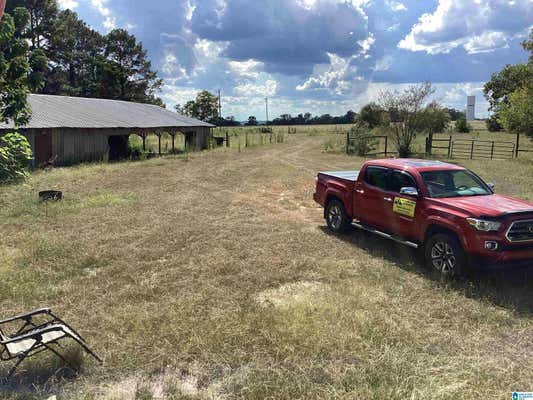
[466,218,502,232]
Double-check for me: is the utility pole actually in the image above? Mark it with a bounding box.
[265,97,269,127]
[218,90,222,133]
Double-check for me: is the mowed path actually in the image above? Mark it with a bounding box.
[0,135,532,399]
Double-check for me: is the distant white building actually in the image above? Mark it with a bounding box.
[467,96,476,120]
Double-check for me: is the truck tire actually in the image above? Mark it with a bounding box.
[424,233,466,277]
[325,199,351,233]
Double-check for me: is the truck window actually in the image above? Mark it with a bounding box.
[364,166,387,190]
[388,170,417,193]
[421,170,491,198]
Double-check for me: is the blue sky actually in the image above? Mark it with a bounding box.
[59,0,532,120]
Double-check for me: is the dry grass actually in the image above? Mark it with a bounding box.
[0,131,532,399]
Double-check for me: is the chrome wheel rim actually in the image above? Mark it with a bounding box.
[431,241,456,275]
[328,205,342,229]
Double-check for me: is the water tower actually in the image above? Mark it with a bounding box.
[467,96,475,120]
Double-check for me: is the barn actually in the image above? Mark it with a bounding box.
[0,94,215,166]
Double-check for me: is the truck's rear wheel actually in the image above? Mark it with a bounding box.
[424,233,465,277]
[326,199,350,233]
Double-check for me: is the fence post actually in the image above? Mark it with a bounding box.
[346,131,350,155]
[226,131,230,148]
[470,140,474,160]
[516,132,520,158]
[448,135,452,158]
[490,141,494,160]
[384,135,388,156]
[426,132,433,156]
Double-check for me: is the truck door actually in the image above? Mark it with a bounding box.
[385,169,420,240]
[356,166,390,231]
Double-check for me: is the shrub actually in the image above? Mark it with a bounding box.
[455,118,471,133]
[0,132,33,183]
[347,123,378,156]
[486,114,503,132]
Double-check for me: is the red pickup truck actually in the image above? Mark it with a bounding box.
[314,159,533,276]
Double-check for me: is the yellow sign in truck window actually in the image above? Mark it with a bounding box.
[393,197,417,218]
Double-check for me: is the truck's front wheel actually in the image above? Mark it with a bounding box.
[326,199,351,233]
[424,233,466,277]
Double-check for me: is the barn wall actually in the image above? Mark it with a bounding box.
[10,126,212,166]
[60,128,110,164]
[197,127,212,150]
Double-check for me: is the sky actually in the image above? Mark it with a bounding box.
[58,0,532,120]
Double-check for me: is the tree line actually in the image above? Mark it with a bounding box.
[4,0,163,110]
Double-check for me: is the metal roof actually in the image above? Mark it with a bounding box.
[0,94,215,130]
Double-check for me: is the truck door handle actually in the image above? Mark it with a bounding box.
[383,197,393,202]
[355,189,364,194]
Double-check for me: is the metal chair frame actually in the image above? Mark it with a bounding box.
[0,308,102,381]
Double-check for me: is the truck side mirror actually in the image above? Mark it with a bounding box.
[400,187,419,198]
[487,182,495,191]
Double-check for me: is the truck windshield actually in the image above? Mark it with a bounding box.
[420,170,492,198]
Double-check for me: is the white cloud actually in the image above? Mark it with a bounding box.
[57,0,79,9]
[357,33,375,54]
[234,80,278,97]
[161,53,188,78]
[228,59,263,79]
[296,53,363,95]
[194,39,227,62]
[374,55,393,71]
[399,0,533,54]
[91,0,116,31]
[388,1,407,11]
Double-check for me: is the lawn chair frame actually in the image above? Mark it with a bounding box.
[0,308,102,381]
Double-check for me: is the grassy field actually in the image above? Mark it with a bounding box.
[1,127,533,399]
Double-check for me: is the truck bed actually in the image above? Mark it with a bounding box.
[319,170,360,182]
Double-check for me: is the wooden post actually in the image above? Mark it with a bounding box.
[346,131,350,154]
[448,135,452,158]
[470,140,474,160]
[226,131,230,148]
[142,133,146,151]
[516,132,520,158]
[426,132,433,156]
[158,133,162,156]
[384,135,388,156]
[171,133,175,153]
[490,141,494,160]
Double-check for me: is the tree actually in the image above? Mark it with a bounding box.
[6,0,58,50]
[0,7,34,125]
[446,108,466,121]
[218,116,240,127]
[379,82,436,157]
[484,64,532,112]
[421,102,450,134]
[484,29,533,113]
[99,29,163,105]
[246,116,258,126]
[455,118,471,133]
[178,91,219,122]
[46,9,104,96]
[358,103,383,129]
[498,83,533,139]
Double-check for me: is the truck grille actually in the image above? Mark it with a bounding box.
[507,220,533,242]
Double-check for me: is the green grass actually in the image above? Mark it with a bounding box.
[0,128,532,399]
